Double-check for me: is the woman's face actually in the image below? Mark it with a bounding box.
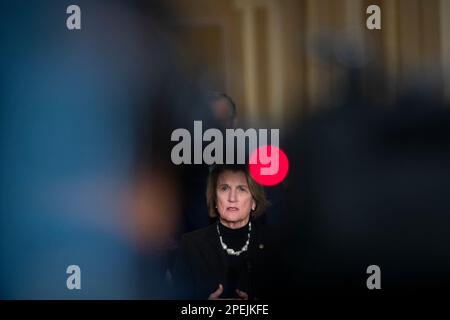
[216,170,255,228]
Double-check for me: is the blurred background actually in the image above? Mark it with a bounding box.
[1,0,450,298]
[166,0,450,126]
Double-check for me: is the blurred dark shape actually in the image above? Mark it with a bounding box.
[172,91,240,236]
[223,267,239,299]
[207,91,238,129]
[308,29,386,107]
[0,0,218,299]
[281,81,450,295]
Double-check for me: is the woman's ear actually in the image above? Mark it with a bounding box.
[251,200,256,211]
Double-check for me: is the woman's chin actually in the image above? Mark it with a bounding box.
[220,212,249,223]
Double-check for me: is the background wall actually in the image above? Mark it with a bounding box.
[167,0,450,126]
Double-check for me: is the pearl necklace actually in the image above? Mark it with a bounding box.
[217,221,251,256]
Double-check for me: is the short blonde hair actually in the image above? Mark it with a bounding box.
[206,165,268,218]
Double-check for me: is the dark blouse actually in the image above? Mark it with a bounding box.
[217,221,252,298]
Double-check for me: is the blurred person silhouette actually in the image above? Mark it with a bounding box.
[278,34,450,296]
[208,92,238,129]
[178,92,239,235]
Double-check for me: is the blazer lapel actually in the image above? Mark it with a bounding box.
[249,220,265,264]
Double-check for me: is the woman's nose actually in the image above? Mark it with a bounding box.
[228,189,237,202]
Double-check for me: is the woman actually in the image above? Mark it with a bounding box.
[171,164,277,300]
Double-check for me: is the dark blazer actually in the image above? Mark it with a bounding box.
[171,219,278,299]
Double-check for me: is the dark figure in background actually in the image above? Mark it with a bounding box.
[172,165,278,300]
[179,92,239,234]
[208,92,238,129]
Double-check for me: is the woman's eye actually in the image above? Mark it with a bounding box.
[219,185,229,191]
[238,186,248,192]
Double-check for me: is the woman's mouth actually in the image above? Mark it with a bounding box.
[226,207,239,211]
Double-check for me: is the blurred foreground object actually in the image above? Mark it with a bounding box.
[282,84,450,295]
